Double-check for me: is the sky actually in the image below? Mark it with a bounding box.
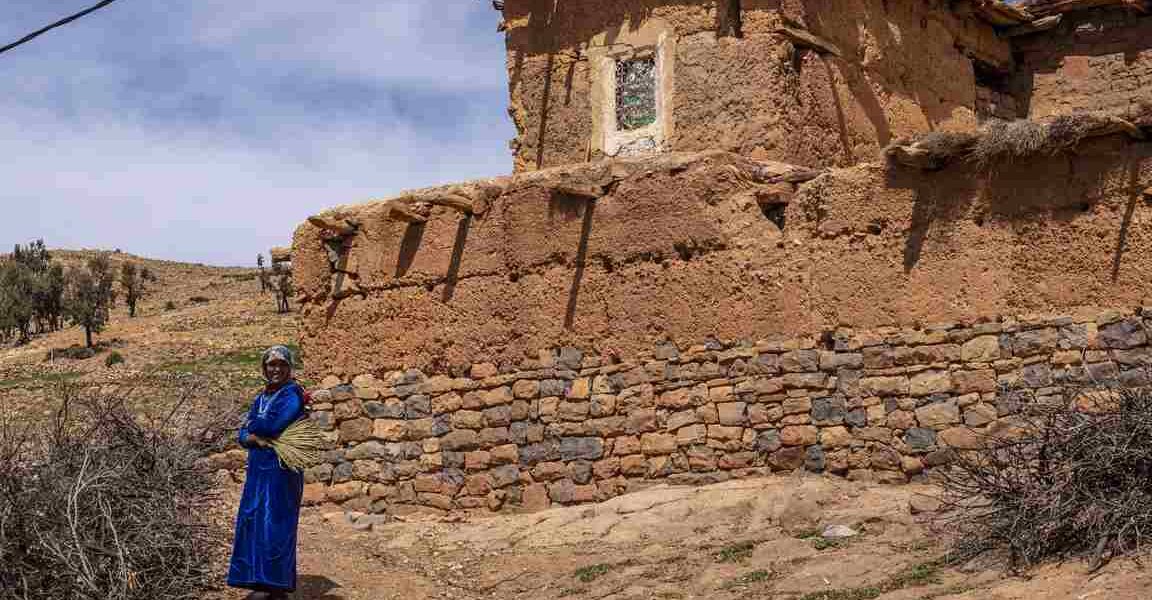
[0,0,514,266]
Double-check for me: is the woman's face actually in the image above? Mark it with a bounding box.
[265,359,291,385]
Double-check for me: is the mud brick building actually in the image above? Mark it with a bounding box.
[207,0,1152,515]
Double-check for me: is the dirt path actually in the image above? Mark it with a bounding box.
[215,475,1152,600]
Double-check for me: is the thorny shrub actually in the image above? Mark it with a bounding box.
[939,386,1152,571]
[0,382,241,600]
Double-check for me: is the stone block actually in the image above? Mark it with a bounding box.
[559,437,605,461]
[859,376,909,397]
[483,405,512,427]
[626,408,658,433]
[909,370,952,396]
[441,430,479,451]
[938,427,984,450]
[781,350,819,372]
[567,378,591,399]
[780,425,818,446]
[961,335,1002,362]
[1099,318,1147,349]
[707,425,743,442]
[677,424,708,445]
[904,428,937,451]
[819,351,863,371]
[431,393,463,414]
[512,379,541,399]
[1011,329,1058,356]
[340,418,373,442]
[754,429,781,452]
[451,410,484,430]
[782,397,812,415]
[820,426,853,448]
[915,401,960,429]
[952,369,997,394]
[641,433,677,455]
[769,446,806,470]
[559,401,590,421]
[717,402,748,426]
[811,396,846,424]
[963,403,998,427]
[485,386,515,406]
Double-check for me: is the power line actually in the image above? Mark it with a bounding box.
[0,0,123,57]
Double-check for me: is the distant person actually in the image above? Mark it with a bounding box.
[227,345,307,599]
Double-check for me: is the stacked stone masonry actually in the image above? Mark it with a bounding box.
[210,307,1152,514]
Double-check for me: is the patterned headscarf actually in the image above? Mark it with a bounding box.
[262,345,295,382]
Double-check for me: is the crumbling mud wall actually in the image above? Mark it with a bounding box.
[294,138,1152,378]
[256,135,1152,514]
[503,0,1009,171]
[1013,7,1152,121]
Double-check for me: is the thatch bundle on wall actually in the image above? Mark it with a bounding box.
[886,109,1152,171]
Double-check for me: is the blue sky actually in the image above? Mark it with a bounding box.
[0,0,513,266]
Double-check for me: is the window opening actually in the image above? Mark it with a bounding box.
[615,56,658,131]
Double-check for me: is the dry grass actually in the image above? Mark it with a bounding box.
[887,110,1150,171]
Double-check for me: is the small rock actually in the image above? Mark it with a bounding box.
[821,524,859,539]
[908,494,942,515]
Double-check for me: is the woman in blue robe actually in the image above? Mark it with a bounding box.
[227,345,306,599]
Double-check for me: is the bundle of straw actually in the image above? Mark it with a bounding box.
[268,418,326,471]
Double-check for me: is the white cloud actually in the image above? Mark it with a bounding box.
[0,0,515,266]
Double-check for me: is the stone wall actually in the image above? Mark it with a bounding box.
[503,0,1008,171]
[208,308,1152,514]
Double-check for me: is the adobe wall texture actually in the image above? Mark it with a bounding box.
[503,0,1009,171]
[1013,8,1152,121]
[294,138,1152,379]
[261,136,1152,513]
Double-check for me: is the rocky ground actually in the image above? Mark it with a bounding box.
[214,474,1152,600]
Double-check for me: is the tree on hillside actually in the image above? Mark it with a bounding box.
[257,253,269,293]
[120,262,155,318]
[0,240,66,343]
[0,260,36,343]
[65,253,117,348]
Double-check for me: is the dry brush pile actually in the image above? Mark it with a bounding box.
[939,386,1152,571]
[0,383,240,600]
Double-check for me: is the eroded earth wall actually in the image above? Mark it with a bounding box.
[503,0,1008,171]
[1014,8,1152,121]
[257,138,1152,513]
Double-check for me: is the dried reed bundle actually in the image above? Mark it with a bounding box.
[269,417,325,471]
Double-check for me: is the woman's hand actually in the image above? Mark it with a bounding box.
[247,434,272,448]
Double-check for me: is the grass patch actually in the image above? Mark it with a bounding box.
[798,559,946,600]
[715,541,756,563]
[0,371,82,390]
[812,537,843,551]
[722,569,776,590]
[574,563,611,583]
[799,588,883,600]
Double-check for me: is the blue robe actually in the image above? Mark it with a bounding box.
[227,382,306,593]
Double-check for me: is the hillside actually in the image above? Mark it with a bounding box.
[0,250,298,419]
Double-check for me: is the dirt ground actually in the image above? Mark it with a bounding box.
[212,475,1152,600]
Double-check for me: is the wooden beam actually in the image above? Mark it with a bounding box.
[551,184,603,201]
[307,215,358,236]
[1002,15,1063,37]
[774,26,842,58]
[388,202,428,224]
